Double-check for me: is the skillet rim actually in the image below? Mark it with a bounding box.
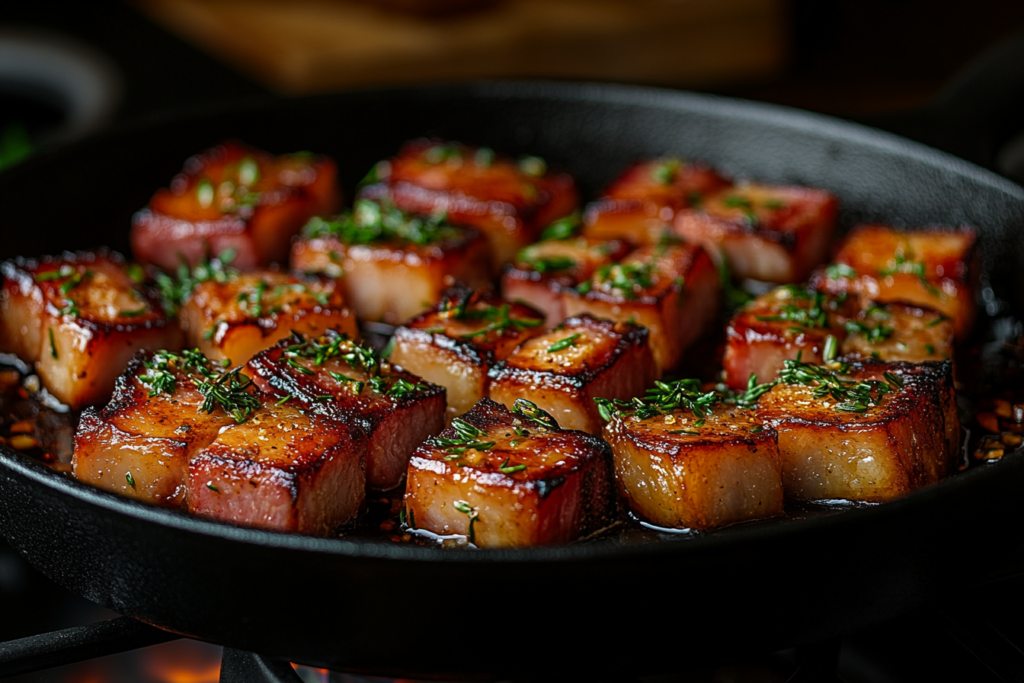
[1,78,1022,564]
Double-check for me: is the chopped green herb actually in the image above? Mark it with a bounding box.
[755,289,829,329]
[546,333,581,353]
[302,199,460,247]
[206,482,219,492]
[668,429,701,435]
[125,472,136,489]
[823,334,838,362]
[434,417,496,454]
[196,178,215,208]
[126,263,146,283]
[925,343,935,355]
[512,398,560,430]
[498,458,527,474]
[48,328,57,359]
[651,158,681,185]
[715,251,754,310]
[275,394,292,405]
[925,315,948,328]
[453,500,479,544]
[119,307,149,318]
[844,319,894,344]
[586,261,654,300]
[539,213,581,241]
[777,356,901,414]
[825,263,858,280]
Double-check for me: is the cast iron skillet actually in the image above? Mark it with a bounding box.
[2,81,1024,679]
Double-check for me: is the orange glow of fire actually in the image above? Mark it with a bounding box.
[141,640,222,683]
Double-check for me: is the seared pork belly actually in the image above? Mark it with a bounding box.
[73,349,244,506]
[600,381,783,529]
[0,250,182,409]
[755,358,959,502]
[812,225,978,339]
[247,331,445,490]
[178,270,357,366]
[583,158,730,245]
[131,141,339,271]
[188,402,367,535]
[404,398,613,548]
[562,243,720,372]
[389,287,545,420]
[358,140,579,265]
[502,235,629,327]
[489,315,657,434]
[675,183,838,283]
[291,199,492,324]
[840,303,953,364]
[722,286,849,390]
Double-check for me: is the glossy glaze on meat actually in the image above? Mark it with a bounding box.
[290,200,492,323]
[583,158,730,245]
[0,250,182,409]
[358,140,579,265]
[562,242,720,372]
[404,398,613,548]
[675,183,838,283]
[388,286,545,420]
[73,350,239,506]
[247,331,445,490]
[489,315,658,434]
[755,359,959,502]
[132,141,340,271]
[840,303,953,364]
[188,401,367,535]
[502,235,630,327]
[178,270,357,367]
[812,225,977,339]
[603,404,783,529]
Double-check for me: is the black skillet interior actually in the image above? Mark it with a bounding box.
[2,82,1024,679]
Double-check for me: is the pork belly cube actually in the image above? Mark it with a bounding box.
[840,303,953,364]
[488,315,657,434]
[247,331,445,490]
[502,236,630,327]
[388,287,546,420]
[178,270,357,367]
[188,402,367,535]
[72,350,241,507]
[290,200,492,323]
[722,286,850,390]
[583,158,730,245]
[404,398,612,548]
[562,243,720,372]
[0,250,182,409]
[357,140,579,266]
[675,183,838,283]
[755,359,959,502]
[603,403,783,530]
[131,141,340,271]
[813,225,978,340]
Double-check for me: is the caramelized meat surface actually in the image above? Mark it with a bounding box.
[389,287,545,420]
[603,400,783,530]
[489,315,658,434]
[502,234,630,328]
[562,243,720,372]
[188,402,366,535]
[358,140,579,265]
[0,250,181,409]
[248,331,444,490]
[291,200,492,323]
[840,303,953,364]
[132,141,340,271]
[813,225,977,339]
[404,398,613,548]
[178,270,357,367]
[755,359,959,502]
[675,183,838,283]
[73,350,240,507]
[583,158,730,245]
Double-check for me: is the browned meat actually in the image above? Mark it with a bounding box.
[488,315,657,434]
[501,233,630,328]
[388,286,545,421]
[131,141,340,271]
[403,398,613,548]
[675,183,838,283]
[582,158,730,245]
[755,358,960,502]
[0,250,182,409]
[840,303,953,364]
[600,382,783,529]
[562,242,720,372]
[247,331,445,490]
[357,140,579,265]
[72,349,242,506]
[188,402,367,535]
[178,270,357,367]
[290,200,492,323]
[812,225,978,340]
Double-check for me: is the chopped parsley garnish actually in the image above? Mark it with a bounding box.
[302,199,459,247]
[511,398,559,431]
[777,356,902,413]
[546,333,581,353]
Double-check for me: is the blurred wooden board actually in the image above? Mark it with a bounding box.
[136,0,788,94]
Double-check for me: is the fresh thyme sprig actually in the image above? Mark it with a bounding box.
[754,288,829,329]
[434,417,496,456]
[155,249,238,316]
[453,500,480,544]
[302,199,459,247]
[194,367,260,423]
[777,356,902,413]
[281,331,380,376]
[546,333,581,353]
[455,303,543,339]
[139,348,256,423]
[511,398,560,430]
